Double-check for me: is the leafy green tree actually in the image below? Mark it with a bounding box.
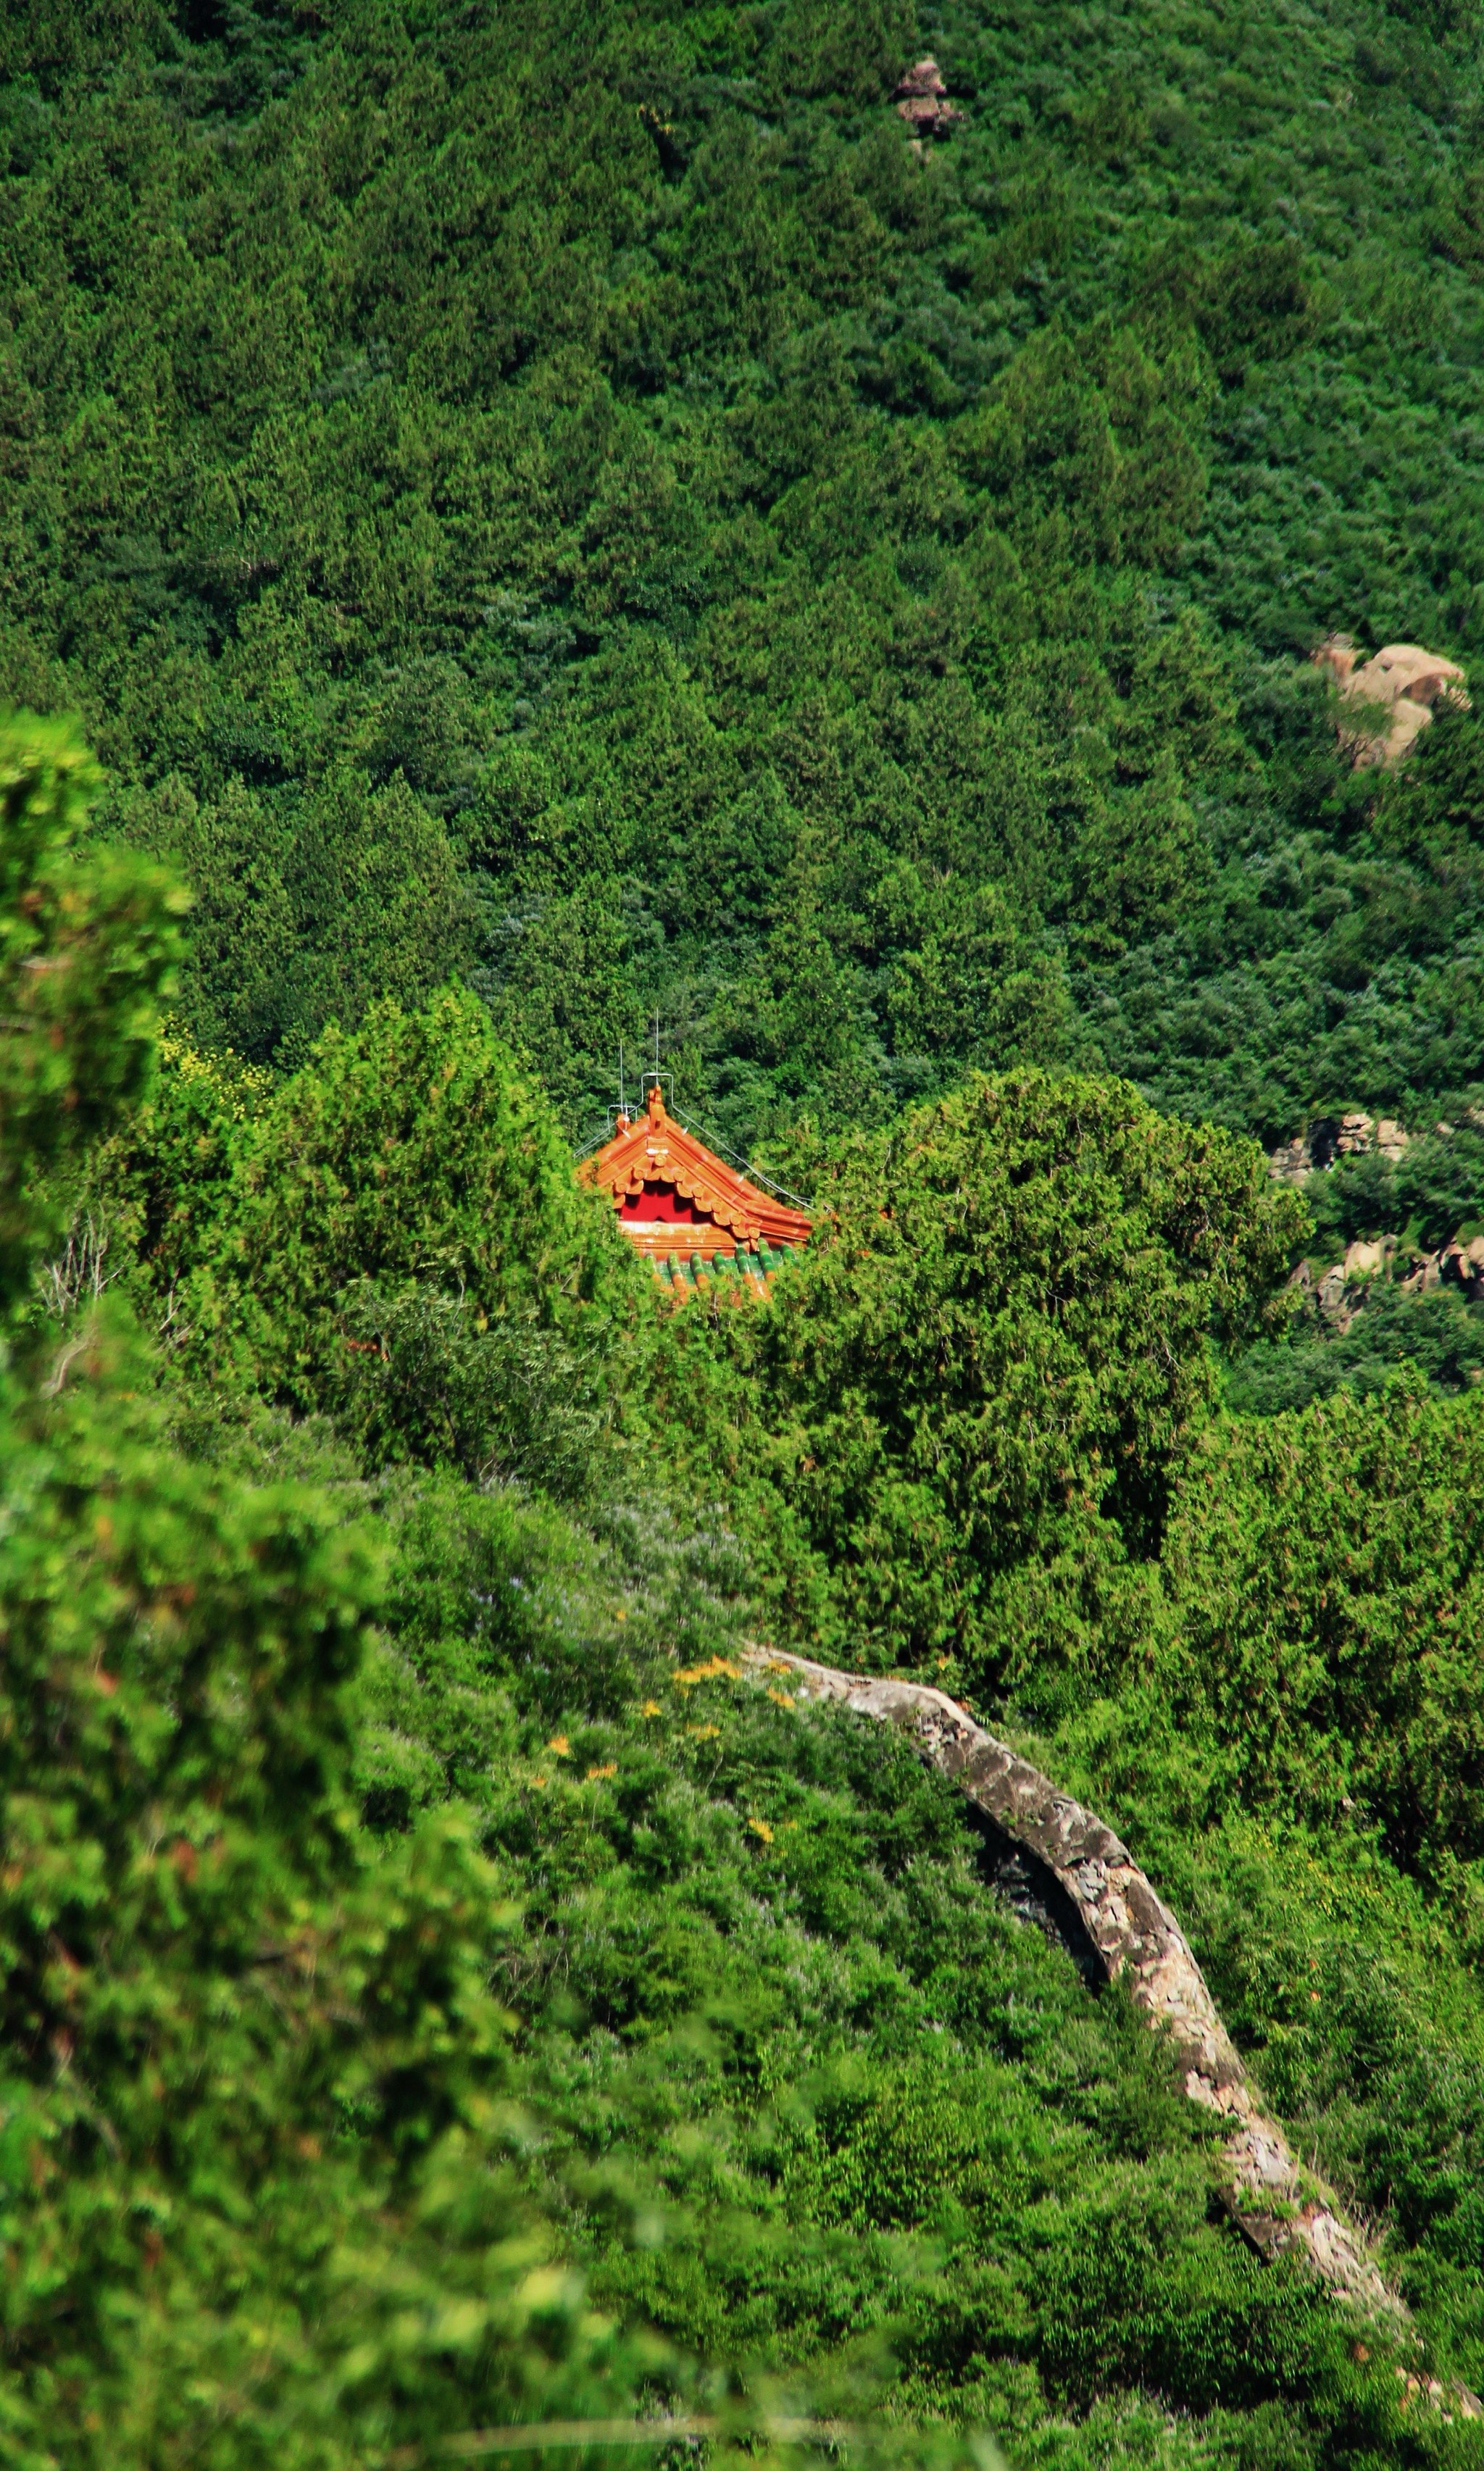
[1070,754,1212,957]
[711,906,879,1125]
[1395,1128,1484,1250]
[1151,1375,1484,1874]
[200,988,641,1445]
[0,1356,638,2467]
[94,1030,272,1322]
[0,713,186,1314]
[161,768,473,1070]
[662,1070,1303,1686]
[956,322,1210,569]
[86,986,644,1485]
[334,1278,611,1496]
[485,878,651,1133]
[0,713,647,2461]
[878,867,1070,1077]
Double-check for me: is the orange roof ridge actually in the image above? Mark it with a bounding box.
[580,1083,812,1267]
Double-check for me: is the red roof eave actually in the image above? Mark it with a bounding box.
[579,1088,812,1259]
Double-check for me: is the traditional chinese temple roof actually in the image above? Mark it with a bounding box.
[580,1083,812,1289]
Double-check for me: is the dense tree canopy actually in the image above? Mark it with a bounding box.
[0,720,652,2465]
[0,714,184,1310]
[4,0,1484,1162]
[12,703,1484,2462]
[11,0,1484,2454]
[656,1071,1303,1678]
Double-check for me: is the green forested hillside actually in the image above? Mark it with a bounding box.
[11,0,1484,2464]
[4,747,1482,2466]
[6,0,1484,1154]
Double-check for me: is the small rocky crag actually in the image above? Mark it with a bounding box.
[1268,1110,1410,1182]
[893,58,962,141]
[1270,1109,1484,1326]
[1292,1231,1484,1332]
[1312,636,1470,767]
[744,1646,1457,2359]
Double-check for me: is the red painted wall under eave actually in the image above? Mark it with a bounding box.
[617,1180,714,1225]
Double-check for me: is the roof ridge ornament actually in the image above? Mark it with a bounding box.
[579,1082,812,1291]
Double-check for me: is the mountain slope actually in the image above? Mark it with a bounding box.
[4,0,1484,1154]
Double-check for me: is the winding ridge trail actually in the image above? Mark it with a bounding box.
[743,1644,1448,2356]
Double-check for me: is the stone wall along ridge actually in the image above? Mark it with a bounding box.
[742,1644,1459,2362]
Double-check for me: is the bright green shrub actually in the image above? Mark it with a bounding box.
[89,1032,272,1330]
[81,990,641,1483]
[170,990,644,1462]
[333,1280,612,1494]
[233,990,617,1316]
[1152,1377,1484,1871]
[0,1343,657,2468]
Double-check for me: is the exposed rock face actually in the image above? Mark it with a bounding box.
[1268,1112,1409,1183]
[1268,1132,1313,1185]
[893,57,962,138]
[1342,1236,1392,1280]
[1313,636,1470,767]
[1399,1234,1484,1302]
[1270,1104,1484,1324]
[1301,1235,1401,1330]
[743,1645,1422,2332]
[1325,1109,1381,1163]
[1298,1230,1484,1322]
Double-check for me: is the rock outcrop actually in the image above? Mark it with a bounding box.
[1293,1230,1484,1328]
[1313,636,1470,767]
[1341,1235,1392,1280]
[893,57,962,140]
[1398,1233,1484,1301]
[1303,1236,1398,1328]
[1268,1112,1409,1183]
